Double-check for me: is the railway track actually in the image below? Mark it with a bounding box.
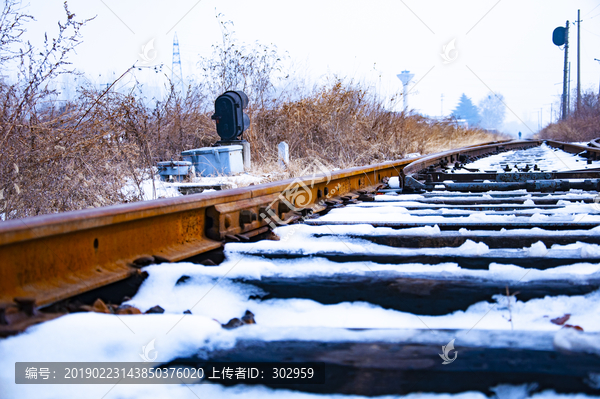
[3,139,600,398]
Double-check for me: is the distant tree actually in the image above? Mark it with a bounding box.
[479,93,506,130]
[451,94,480,127]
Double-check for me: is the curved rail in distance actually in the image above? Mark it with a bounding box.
[589,138,600,148]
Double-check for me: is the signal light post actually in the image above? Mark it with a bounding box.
[211,90,252,170]
[552,22,569,120]
[561,21,569,120]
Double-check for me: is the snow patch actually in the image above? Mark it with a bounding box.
[581,244,600,258]
[526,241,548,257]
[458,240,489,255]
[553,328,600,356]
[490,383,537,399]
[121,172,265,201]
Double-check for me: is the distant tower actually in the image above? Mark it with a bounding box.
[397,70,414,111]
[172,32,184,93]
[441,93,444,117]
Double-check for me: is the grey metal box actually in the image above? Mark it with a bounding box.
[181,145,244,177]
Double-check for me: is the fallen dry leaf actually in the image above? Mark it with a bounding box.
[563,324,584,332]
[551,314,570,325]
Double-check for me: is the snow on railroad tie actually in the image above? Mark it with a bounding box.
[373,193,600,204]
[311,207,600,224]
[4,256,600,350]
[305,190,600,231]
[100,254,600,333]
[224,226,600,263]
[345,204,600,217]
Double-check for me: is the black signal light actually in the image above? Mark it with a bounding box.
[211,91,250,141]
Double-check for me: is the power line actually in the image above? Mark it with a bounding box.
[588,11,600,19]
[585,2,600,16]
[583,28,600,38]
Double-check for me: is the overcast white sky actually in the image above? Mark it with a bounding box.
[21,0,600,136]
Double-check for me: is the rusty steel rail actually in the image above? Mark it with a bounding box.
[0,155,429,309]
[545,139,600,158]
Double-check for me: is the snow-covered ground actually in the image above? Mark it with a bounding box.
[121,172,265,201]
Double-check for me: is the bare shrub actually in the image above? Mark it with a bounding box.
[146,83,215,161]
[198,13,287,108]
[537,90,600,142]
[0,2,119,219]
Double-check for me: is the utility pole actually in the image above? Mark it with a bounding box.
[562,20,569,120]
[568,61,571,114]
[595,58,600,95]
[577,10,581,112]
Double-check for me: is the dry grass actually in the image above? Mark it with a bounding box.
[246,80,505,175]
[536,91,600,142]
